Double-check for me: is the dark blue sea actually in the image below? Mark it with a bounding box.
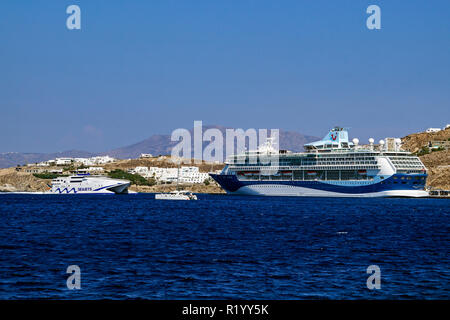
[0,194,448,299]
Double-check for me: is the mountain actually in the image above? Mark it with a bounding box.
[0,150,96,169]
[100,125,319,159]
[0,126,318,168]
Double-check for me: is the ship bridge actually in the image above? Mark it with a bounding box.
[304,127,352,151]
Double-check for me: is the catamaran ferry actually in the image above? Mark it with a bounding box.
[210,127,428,197]
[49,174,131,194]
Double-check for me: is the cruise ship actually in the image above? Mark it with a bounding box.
[49,174,131,194]
[210,127,428,197]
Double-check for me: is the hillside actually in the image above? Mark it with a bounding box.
[401,128,450,190]
[0,168,49,192]
[401,128,450,153]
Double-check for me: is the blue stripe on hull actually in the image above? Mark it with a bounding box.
[210,173,427,194]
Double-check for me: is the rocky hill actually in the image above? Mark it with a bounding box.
[401,128,450,153]
[0,168,49,192]
[401,128,450,190]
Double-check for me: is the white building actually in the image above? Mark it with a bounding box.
[36,162,50,167]
[37,159,56,167]
[129,166,150,176]
[77,167,104,174]
[444,124,450,130]
[73,156,116,166]
[134,166,209,184]
[74,158,95,166]
[90,156,116,164]
[140,153,153,158]
[426,128,442,133]
[55,158,73,166]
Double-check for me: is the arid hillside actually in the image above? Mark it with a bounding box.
[401,128,450,190]
[401,128,450,153]
[0,168,49,192]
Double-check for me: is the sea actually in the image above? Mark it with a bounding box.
[0,193,448,299]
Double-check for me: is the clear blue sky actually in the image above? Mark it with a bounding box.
[1,0,449,153]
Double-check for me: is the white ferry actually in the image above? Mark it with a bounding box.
[210,127,428,197]
[49,174,131,194]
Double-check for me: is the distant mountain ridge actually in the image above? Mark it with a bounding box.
[0,126,318,168]
[101,125,318,159]
[0,150,96,169]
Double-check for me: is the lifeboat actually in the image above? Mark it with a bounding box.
[358,170,367,174]
[306,171,317,175]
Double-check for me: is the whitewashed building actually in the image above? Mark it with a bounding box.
[55,158,73,166]
[90,156,116,164]
[77,167,105,174]
[426,128,442,133]
[131,166,209,184]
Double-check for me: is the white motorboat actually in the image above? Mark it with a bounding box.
[155,190,197,200]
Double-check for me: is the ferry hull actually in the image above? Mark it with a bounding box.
[50,178,131,194]
[210,174,428,198]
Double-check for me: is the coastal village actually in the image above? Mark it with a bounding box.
[0,126,449,196]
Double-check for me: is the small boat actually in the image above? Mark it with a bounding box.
[155,190,197,200]
[155,164,198,200]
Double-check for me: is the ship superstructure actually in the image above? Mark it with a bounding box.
[210,127,428,197]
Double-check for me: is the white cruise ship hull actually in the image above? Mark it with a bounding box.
[229,184,428,198]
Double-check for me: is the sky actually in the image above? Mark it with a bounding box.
[0,0,449,153]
